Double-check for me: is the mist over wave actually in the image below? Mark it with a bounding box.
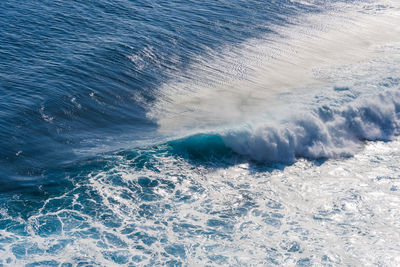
[1,0,400,266]
[148,0,400,164]
[148,0,400,127]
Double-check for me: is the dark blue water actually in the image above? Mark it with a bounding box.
[2,0,400,265]
[0,0,314,179]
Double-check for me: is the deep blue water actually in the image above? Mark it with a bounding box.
[0,0,314,179]
[1,0,400,265]
[0,0,323,194]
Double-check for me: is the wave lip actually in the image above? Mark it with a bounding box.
[221,91,400,163]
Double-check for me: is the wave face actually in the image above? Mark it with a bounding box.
[1,0,400,266]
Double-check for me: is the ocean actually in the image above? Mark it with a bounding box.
[1,0,400,265]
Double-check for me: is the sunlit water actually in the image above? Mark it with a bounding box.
[1,0,400,266]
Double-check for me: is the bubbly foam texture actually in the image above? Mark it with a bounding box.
[2,139,400,265]
[2,1,400,266]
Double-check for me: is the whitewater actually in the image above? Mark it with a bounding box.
[1,0,400,266]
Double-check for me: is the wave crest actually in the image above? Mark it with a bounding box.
[222,91,400,162]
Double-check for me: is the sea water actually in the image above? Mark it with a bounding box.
[1,0,400,265]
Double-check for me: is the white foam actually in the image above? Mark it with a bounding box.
[222,91,400,162]
[5,137,400,266]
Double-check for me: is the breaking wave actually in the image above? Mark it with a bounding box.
[149,0,400,164]
[167,90,400,163]
[222,91,400,162]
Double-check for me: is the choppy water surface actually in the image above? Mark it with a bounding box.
[1,0,400,266]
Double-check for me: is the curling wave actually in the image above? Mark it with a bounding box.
[165,90,400,163]
[221,90,400,163]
